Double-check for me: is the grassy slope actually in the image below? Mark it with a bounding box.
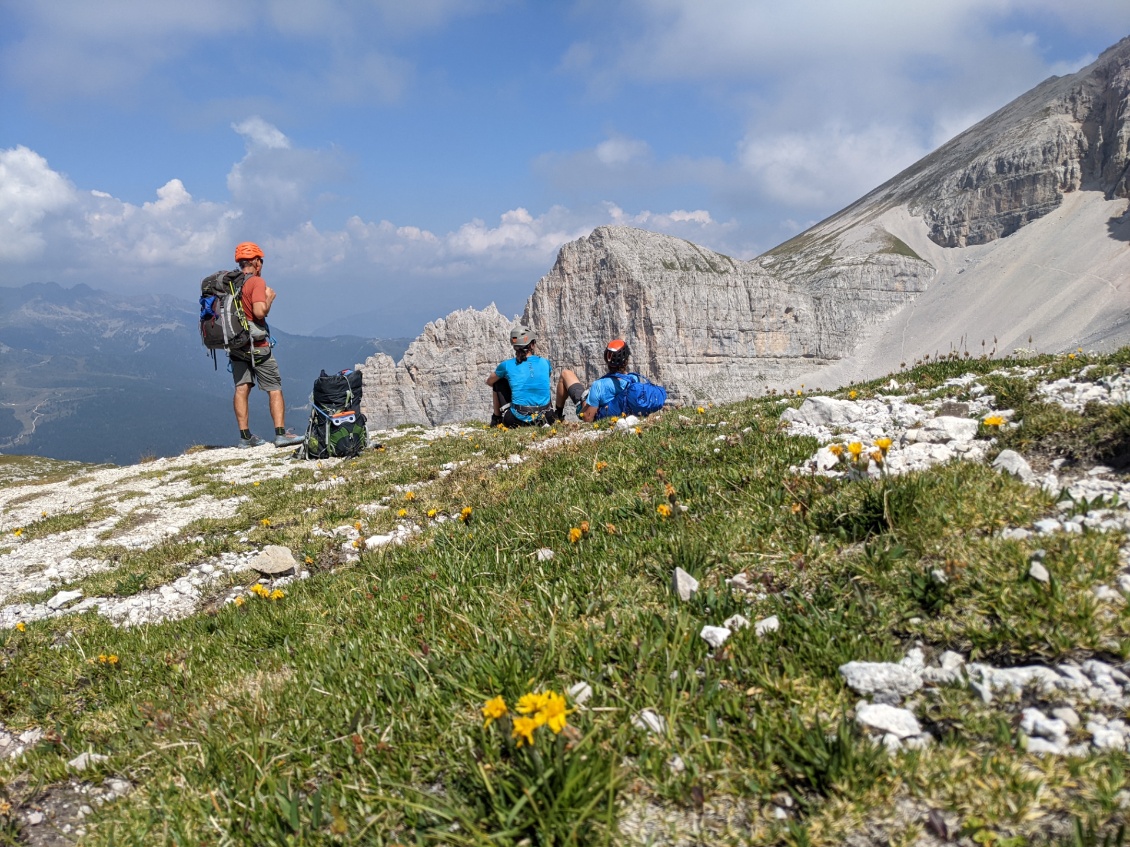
[0,351,1128,846]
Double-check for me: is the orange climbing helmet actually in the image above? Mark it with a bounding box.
[604,338,630,368]
[234,242,264,261]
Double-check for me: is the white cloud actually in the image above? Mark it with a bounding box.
[1,0,506,105]
[596,136,651,166]
[0,138,743,333]
[0,147,79,261]
[225,119,349,229]
[1,0,246,99]
[738,123,928,208]
[233,118,292,151]
[559,0,1130,217]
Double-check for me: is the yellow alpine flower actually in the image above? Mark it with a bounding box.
[481,695,508,727]
[516,692,549,716]
[512,716,538,747]
[538,691,573,734]
[983,415,1005,427]
[427,509,438,519]
[568,527,582,544]
[460,507,473,522]
[848,390,858,400]
[874,437,892,455]
[15,622,26,632]
[270,589,285,600]
[828,444,844,457]
[847,442,864,458]
[404,491,416,501]
[595,461,608,472]
[397,509,407,517]
[656,503,672,518]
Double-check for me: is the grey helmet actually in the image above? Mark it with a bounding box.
[510,323,535,347]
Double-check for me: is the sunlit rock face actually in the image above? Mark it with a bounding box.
[360,305,512,429]
[873,37,1130,247]
[359,225,932,425]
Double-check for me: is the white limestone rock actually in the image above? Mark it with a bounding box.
[671,567,699,602]
[700,625,731,649]
[993,449,1035,483]
[754,615,780,637]
[839,660,923,702]
[855,702,922,739]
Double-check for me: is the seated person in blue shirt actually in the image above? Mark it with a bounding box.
[555,338,635,422]
[486,324,556,427]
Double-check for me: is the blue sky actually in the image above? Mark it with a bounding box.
[2,1,1128,338]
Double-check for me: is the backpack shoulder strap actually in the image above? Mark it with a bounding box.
[225,269,249,295]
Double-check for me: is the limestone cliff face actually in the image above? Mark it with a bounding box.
[523,226,930,402]
[360,305,513,429]
[872,37,1130,247]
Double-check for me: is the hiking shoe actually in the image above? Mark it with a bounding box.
[237,434,266,448]
[273,432,304,448]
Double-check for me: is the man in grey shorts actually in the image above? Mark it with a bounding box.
[229,242,303,448]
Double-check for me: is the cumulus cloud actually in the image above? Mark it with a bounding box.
[0,147,79,261]
[226,119,349,229]
[0,136,743,334]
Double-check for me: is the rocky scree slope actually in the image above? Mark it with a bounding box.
[361,36,1130,429]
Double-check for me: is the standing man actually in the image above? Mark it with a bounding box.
[230,242,303,448]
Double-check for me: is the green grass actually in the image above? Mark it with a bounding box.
[0,352,1128,845]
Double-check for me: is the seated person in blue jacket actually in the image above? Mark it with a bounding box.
[486,324,555,427]
[555,338,635,422]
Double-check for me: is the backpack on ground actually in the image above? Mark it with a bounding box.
[605,372,667,417]
[298,368,368,459]
[199,270,251,357]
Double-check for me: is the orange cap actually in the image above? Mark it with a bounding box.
[234,242,264,261]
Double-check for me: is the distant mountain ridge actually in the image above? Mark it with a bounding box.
[0,283,410,464]
[359,34,1130,428]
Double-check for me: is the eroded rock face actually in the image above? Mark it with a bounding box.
[526,226,930,402]
[887,37,1130,246]
[360,305,513,429]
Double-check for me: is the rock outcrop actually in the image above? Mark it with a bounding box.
[361,36,1130,427]
[860,36,1130,247]
[361,227,932,425]
[361,305,513,429]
